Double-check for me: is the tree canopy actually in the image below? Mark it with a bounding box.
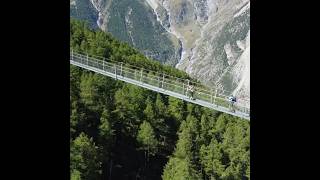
[70,19,250,180]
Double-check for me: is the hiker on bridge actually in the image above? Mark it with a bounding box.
[187,83,195,100]
[228,95,237,112]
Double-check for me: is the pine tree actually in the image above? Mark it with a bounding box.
[137,121,158,161]
[80,73,99,108]
[143,97,155,121]
[71,169,82,180]
[70,100,86,139]
[70,65,82,101]
[167,96,185,124]
[70,132,102,180]
[162,115,202,180]
[162,157,202,180]
[153,93,170,147]
[155,94,166,117]
[99,109,114,142]
[199,140,225,179]
[114,84,147,135]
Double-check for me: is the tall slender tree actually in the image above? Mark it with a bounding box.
[70,133,102,180]
[137,120,159,164]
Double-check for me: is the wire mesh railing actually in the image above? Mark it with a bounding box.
[70,50,250,117]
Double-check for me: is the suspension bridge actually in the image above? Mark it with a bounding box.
[70,50,250,120]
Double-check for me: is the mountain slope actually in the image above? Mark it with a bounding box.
[71,0,182,66]
[70,0,250,104]
[70,0,99,29]
[70,20,250,180]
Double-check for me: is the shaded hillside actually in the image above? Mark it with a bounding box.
[70,19,250,180]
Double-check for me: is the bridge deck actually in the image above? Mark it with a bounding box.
[70,51,250,120]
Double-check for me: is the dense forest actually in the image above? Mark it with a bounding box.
[70,19,250,180]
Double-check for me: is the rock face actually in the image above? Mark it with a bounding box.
[71,0,182,66]
[70,0,250,104]
[70,0,99,29]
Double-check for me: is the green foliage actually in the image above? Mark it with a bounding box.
[168,96,186,124]
[80,73,107,110]
[137,121,159,156]
[162,157,202,180]
[163,115,202,180]
[70,133,102,180]
[163,109,250,180]
[71,19,189,79]
[113,84,148,135]
[99,109,114,141]
[70,99,89,139]
[198,114,250,180]
[70,19,250,179]
[199,141,225,178]
[155,94,166,117]
[71,169,82,180]
[174,115,198,159]
[70,65,82,100]
[144,97,155,121]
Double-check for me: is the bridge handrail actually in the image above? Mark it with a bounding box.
[70,49,237,95]
[70,51,250,113]
[71,51,250,106]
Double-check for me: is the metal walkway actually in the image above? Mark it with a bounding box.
[70,51,250,120]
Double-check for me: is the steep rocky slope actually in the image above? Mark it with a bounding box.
[71,0,182,66]
[148,0,250,105]
[70,0,250,105]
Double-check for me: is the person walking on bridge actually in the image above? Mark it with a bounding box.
[188,83,195,100]
[228,95,237,112]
